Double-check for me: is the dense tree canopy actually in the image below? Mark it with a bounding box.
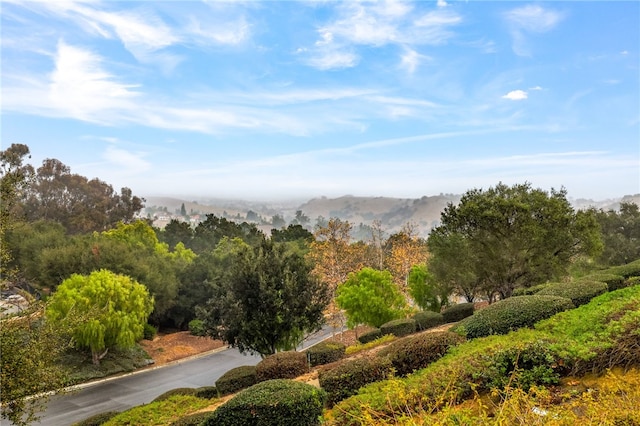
[46,269,154,364]
[428,182,602,301]
[197,240,329,357]
[20,158,144,234]
[407,264,452,312]
[594,202,640,266]
[336,267,408,328]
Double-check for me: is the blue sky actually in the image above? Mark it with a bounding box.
[2,1,639,201]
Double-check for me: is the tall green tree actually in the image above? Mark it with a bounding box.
[46,269,154,365]
[407,264,452,312]
[1,309,71,426]
[428,182,603,300]
[197,240,329,357]
[594,202,640,266]
[0,143,35,278]
[336,267,408,328]
[21,157,144,234]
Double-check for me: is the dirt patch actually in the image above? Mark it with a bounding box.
[139,331,225,366]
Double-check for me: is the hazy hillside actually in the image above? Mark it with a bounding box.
[296,194,461,235]
[144,193,639,238]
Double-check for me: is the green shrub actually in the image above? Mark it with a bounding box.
[536,285,640,374]
[256,351,309,382]
[205,379,326,426]
[453,295,574,339]
[215,365,257,396]
[627,276,640,287]
[357,328,383,344]
[188,319,206,337]
[152,387,197,402]
[328,286,640,425]
[412,311,444,331]
[537,280,607,307]
[442,303,475,323]
[380,318,416,337]
[512,283,550,296]
[582,273,627,291]
[319,356,394,406]
[306,341,346,366]
[194,386,218,399]
[377,331,465,376]
[72,411,120,426]
[169,412,212,426]
[143,323,157,340]
[608,259,640,278]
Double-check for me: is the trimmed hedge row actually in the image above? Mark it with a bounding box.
[453,295,574,339]
[216,365,257,396]
[608,259,640,278]
[582,273,627,291]
[512,283,551,296]
[318,356,394,406]
[204,379,326,426]
[537,280,607,307]
[357,328,383,344]
[377,331,465,376]
[442,303,475,323]
[412,311,444,331]
[380,318,416,337]
[256,351,309,382]
[306,341,346,367]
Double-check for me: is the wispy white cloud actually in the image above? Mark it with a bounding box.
[504,5,565,56]
[502,89,528,100]
[306,50,359,70]
[48,41,139,121]
[304,1,461,69]
[103,145,151,173]
[399,47,427,74]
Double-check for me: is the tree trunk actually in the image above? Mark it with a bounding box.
[92,348,109,365]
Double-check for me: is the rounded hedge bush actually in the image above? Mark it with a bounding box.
[380,318,416,338]
[152,387,197,402]
[256,351,309,382]
[188,319,206,336]
[442,302,475,323]
[377,331,465,376]
[204,379,326,426]
[318,356,393,406]
[582,273,626,291]
[537,280,607,307]
[608,259,640,278]
[72,411,120,426]
[453,295,574,339]
[306,341,346,367]
[216,365,257,395]
[194,386,218,399]
[412,311,444,331]
[357,328,383,344]
[512,283,551,297]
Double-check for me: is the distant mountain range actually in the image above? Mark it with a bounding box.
[144,193,640,238]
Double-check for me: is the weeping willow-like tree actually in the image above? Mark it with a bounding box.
[46,269,154,365]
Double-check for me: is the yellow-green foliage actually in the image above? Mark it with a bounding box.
[325,285,640,425]
[102,395,211,426]
[413,368,640,425]
[345,334,396,356]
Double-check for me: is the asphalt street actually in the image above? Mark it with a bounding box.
[29,326,336,426]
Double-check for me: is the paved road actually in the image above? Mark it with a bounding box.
[32,326,336,426]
